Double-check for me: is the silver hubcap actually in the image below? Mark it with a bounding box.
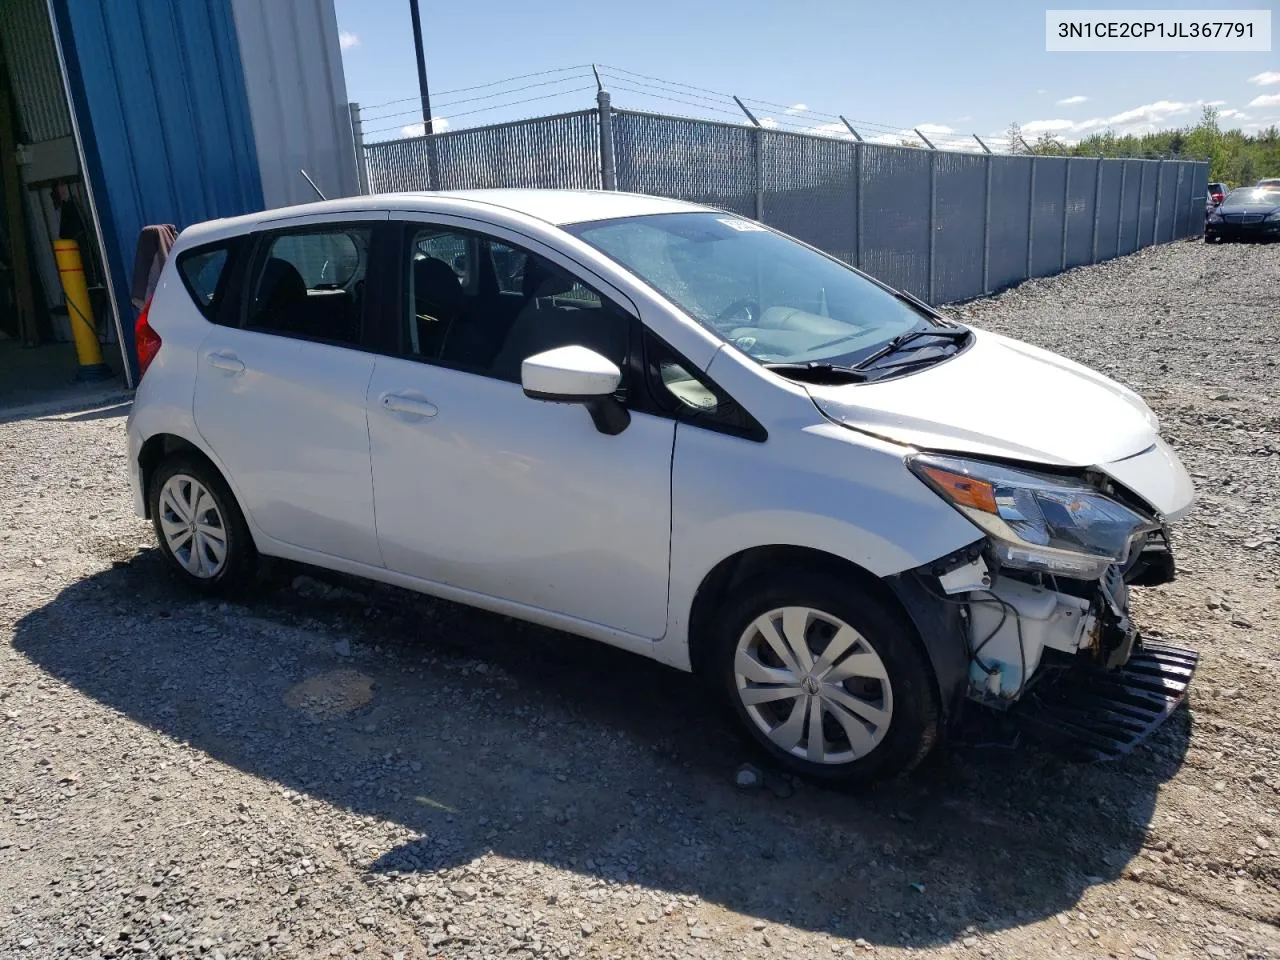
[734,606,893,765]
[158,474,228,579]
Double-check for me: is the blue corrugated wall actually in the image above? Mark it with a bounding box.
[52,0,264,378]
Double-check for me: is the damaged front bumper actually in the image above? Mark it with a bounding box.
[896,529,1197,760]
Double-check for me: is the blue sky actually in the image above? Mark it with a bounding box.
[335,0,1279,150]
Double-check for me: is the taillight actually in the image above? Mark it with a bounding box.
[135,297,162,378]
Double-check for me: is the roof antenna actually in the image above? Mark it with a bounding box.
[300,168,327,201]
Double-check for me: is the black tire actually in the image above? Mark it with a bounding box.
[709,571,939,783]
[148,454,256,595]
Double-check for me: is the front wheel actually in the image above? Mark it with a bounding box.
[710,572,940,783]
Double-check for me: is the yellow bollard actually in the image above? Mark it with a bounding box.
[53,238,112,381]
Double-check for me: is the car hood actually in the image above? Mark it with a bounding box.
[1219,200,1280,214]
[808,328,1160,468]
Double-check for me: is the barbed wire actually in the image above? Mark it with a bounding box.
[361,62,1025,153]
[360,64,593,111]
[361,70,596,124]
[362,85,598,139]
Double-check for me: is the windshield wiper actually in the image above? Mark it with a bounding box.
[853,325,969,370]
[762,361,868,384]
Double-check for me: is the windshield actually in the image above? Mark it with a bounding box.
[564,212,930,366]
[1225,188,1280,206]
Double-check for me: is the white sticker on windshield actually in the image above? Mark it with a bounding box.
[717,217,765,232]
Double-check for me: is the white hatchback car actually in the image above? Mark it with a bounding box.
[128,190,1197,781]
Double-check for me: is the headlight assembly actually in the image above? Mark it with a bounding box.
[909,454,1158,580]
[1266,211,1280,222]
[1208,212,1224,223]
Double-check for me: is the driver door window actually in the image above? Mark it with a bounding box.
[246,227,371,346]
[404,226,629,385]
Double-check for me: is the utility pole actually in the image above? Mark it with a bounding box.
[408,0,433,134]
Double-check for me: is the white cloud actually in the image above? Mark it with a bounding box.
[807,122,856,140]
[1105,99,1193,126]
[760,117,779,128]
[914,123,954,135]
[1016,97,1223,145]
[1036,88,1047,95]
[955,115,973,122]
[399,117,450,137]
[1056,95,1088,105]
[1248,92,1280,108]
[1220,109,1250,120]
[339,31,359,49]
[1248,71,1280,86]
[1206,100,1227,106]
[783,103,807,115]
[1022,118,1075,135]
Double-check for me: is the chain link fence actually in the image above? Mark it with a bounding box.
[361,106,1208,305]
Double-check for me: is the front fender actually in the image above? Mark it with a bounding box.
[656,419,981,670]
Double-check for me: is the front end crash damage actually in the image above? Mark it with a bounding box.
[892,524,1197,762]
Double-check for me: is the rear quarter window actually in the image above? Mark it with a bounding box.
[177,244,232,317]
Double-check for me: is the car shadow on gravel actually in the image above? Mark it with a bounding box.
[13,551,1193,948]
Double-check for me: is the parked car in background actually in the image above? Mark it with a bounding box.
[1206,187,1280,242]
[1255,178,1280,190]
[126,190,1197,782]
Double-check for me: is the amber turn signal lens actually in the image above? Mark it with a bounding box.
[919,465,998,514]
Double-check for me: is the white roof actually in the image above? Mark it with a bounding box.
[416,189,706,224]
[176,189,708,248]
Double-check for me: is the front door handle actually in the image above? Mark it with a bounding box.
[380,392,438,418]
[206,351,245,374]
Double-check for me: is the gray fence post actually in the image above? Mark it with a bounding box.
[1090,157,1102,263]
[596,89,616,190]
[1153,159,1165,243]
[1117,161,1127,254]
[1137,161,1149,248]
[927,149,937,303]
[754,128,765,221]
[348,102,368,195]
[1060,160,1071,271]
[981,152,992,293]
[1173,163,1185,238]
[854,141,864,268]
[1026,156,1037,279]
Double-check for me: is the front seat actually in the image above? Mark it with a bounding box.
[491,264,624,384]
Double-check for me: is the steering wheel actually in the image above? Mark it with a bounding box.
[712,298,760,329]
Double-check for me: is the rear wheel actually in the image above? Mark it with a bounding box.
[149,455,255,594]
[710,572,939,782]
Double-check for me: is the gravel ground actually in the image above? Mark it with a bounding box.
[2,238,1279,960]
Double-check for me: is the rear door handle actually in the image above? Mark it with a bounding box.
[206,351,245,374]
[380,392,438,418]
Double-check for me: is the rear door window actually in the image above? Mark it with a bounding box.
[176,244,232,317]
[245,226,372,347]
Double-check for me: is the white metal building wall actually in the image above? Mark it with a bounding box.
[230,0,359,210]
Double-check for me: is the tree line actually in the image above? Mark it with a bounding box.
[1006,107,1279,186]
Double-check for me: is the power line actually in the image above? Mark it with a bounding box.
[360,64,593,111]
[361,70,595,123]
[362,84,597,138]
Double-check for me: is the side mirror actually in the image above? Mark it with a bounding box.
[521,345,630,435]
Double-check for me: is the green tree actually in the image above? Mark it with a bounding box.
[1003,107,1280,183]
